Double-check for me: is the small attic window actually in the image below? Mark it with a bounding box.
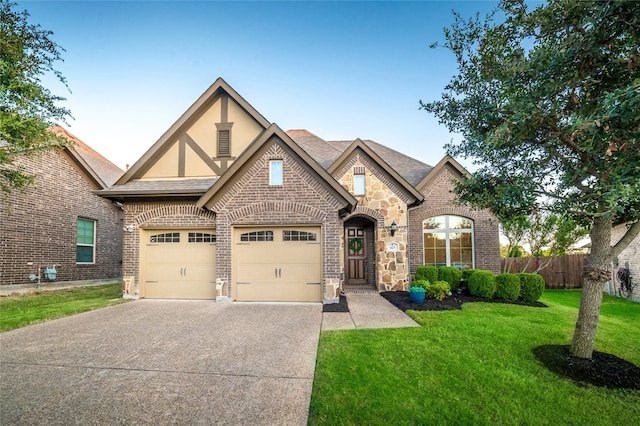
[215,122,233,157]
[354,167,365,196]
[270,160,283,186]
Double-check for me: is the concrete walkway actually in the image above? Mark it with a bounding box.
[321,293,419,331]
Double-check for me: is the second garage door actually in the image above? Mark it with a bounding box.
[233,227,322,302]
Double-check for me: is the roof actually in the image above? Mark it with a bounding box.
[51,127,123,188]
[97,178,218,198]
[287,130,433,187]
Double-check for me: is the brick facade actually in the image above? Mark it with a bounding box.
[409,166,501,276]
[209,141,344,300]
[1,149,123,285]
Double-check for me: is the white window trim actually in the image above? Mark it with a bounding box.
[354,174,366,196]
[422,215,475,269]
[77,218,96,265]
[269,160,283,186]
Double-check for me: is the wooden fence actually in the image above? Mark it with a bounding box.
[500,254,586,288]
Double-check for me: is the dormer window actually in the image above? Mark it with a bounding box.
[215,122,233,157]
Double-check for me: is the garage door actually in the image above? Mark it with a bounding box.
[141,229,216,299]
[233,227,322,302]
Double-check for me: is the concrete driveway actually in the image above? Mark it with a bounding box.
[0,300,323,425]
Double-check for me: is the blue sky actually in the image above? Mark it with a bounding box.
[19,0,503,171]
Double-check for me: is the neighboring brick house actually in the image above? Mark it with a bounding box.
[0,128,124,286]
[98,78,500,303]
[611,223,640,301]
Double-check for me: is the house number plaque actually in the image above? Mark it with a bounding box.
[386,242,400,252]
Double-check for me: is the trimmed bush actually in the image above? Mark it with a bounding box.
[462,269,479,281]
[438,266,463,291]
[427,280,450,301]
[413,279,430,290]
[415,266,439,283]
[468,270,497,298]
[495,273,521,301]
[516,273,545,302]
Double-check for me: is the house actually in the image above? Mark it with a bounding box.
[611,222,640,301]
[98,78,500,303]
[0,128,124,286]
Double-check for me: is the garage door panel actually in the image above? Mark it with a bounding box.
[141,230,216,300]
[233,227,322,302]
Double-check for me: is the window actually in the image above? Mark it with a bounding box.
[269,160,283,186]
[423,215,474,269]
[188,232,216,243]
[354,167,365,196]
[240,230,274,242]
[283,230,317,241]
[150,232,180,243]
[76,218,96,263]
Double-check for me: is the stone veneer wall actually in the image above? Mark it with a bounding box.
[611,223,640,300]
[1,149,123,285]
[409,166,501,276]
[208,140,344,300]
[335,155,413,291]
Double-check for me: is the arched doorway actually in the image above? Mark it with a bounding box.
[344,216,376,291]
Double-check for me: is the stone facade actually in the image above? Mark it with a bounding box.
[409,165,501,276]
[1,149,123,285]
[611,223,640,301]
[335,155,413,291]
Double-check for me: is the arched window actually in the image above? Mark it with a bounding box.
[423,215,474,269]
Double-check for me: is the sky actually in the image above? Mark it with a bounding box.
[17,0,504,172]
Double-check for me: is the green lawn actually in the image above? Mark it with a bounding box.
[309,290,640,425]
[0,284,128,331]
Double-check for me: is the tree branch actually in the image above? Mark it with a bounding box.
[611,220,640,259]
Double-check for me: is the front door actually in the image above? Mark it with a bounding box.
[346,227,367,285]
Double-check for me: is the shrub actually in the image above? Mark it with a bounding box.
[468,270,497,298]
[438,266,463,291]
[427,280,450,301]
[415,266,439,283]
[495,273,521,301]
[409,286,426,293]
[413,279,430,290]
[462,269,479,281]
[516,273,545,302]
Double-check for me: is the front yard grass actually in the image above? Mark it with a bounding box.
[309,290,640,425]
[0,284,127,331]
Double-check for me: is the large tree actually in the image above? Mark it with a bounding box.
[422,0,640,359]
[0,0,71,194]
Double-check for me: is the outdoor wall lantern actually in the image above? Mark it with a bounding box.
[390,221,397,237]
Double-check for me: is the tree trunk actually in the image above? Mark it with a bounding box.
[570,215,612,359]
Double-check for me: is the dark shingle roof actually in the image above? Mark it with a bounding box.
[286,130,342,169]
[97,178,218,197]
[52,127,124,187]
[287,130,433,187]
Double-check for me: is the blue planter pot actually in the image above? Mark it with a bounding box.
[409,291,426,304]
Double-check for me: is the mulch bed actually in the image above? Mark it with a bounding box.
[322,294,349,312]
[380,289,547,312]
[533,345,640,390]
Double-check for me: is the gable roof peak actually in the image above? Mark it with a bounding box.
[49,126,123,188]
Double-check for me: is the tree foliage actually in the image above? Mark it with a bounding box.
[0,0,71,194]
[422,0,640,359]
